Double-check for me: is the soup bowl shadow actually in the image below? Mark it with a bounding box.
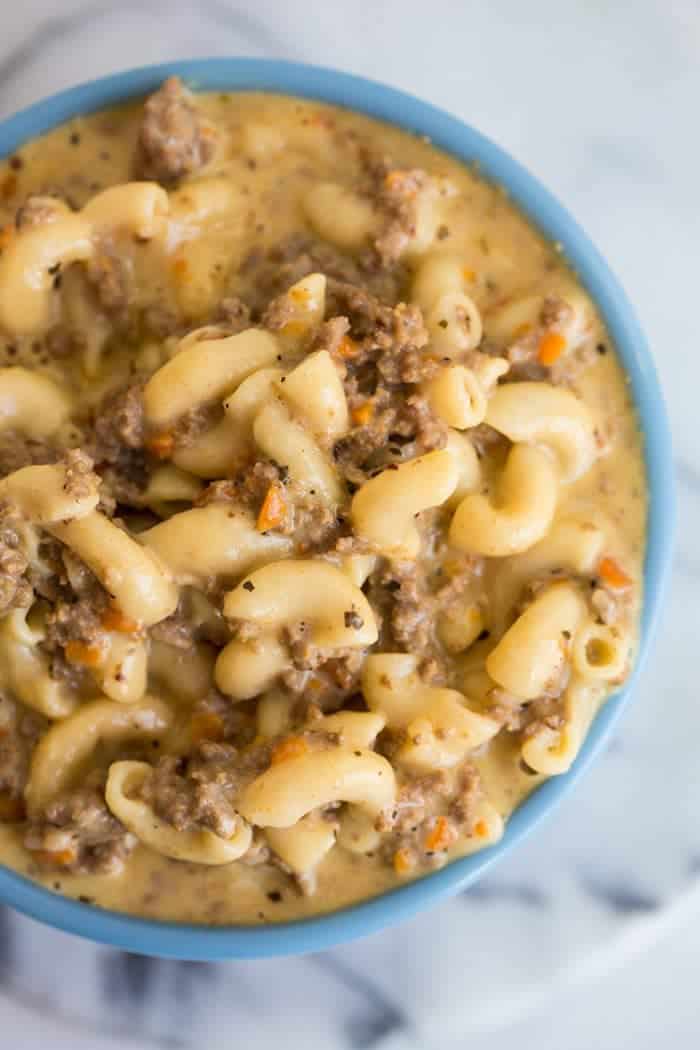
[0,58,675,960]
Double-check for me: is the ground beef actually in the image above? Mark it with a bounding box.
[141,735,274,840]
[25,780,136,874]
[368,551,482,663]
[212,296,252,334]
[0,696,44,807]
[140,754,241,839]
[44,597,105,650]
[90,384,145,461]
[240,234,406,317]
[374,168,431,265]
[0,432,58,477]
[334,391,447,486]
[312,316,350,356]
[199,461,344,553]
[377,770,450,835]
[504,295,574,381]
[136,77,217,183]
[85,242,131,318]
[87,384,149,506]
[0,503,30,614]
[448,765,483,830]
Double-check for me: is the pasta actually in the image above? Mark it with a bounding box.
[0,82,645,924]
[25,697,173,815]
[238,750,396,828]
[140,505,292,586]
[486,583,586,700]
[449,444,558,556]
[351,449,459,558]
[485,382,598,482]
[143,327,280,427]
[0,368,71,438]
[216,560,377,700]
[49,512,179,626]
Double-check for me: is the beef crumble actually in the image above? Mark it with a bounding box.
[25,779,136,875]
[136,76,217,183]
[0,696,44,809]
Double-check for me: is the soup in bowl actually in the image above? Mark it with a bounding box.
[0,60,673,958]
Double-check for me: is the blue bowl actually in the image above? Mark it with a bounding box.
[0,58,675,959]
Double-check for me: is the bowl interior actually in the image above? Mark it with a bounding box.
[0,58,675,959]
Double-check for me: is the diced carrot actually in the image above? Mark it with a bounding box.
[270,736,310,765]
[32,847,77,868]
[190,711,226,744]
[337,335,360,359]
[146,432,175,460]
[0,793,25,822]
[393,847,416,876]
[598,556,632,590]
[64,640,103,668]
[351,401,373,426]
[256,483,287,532]
[424,815,454,853]
[101,608,140,634]
[462,267,476,283]
[474,819,489,838]
[538,331,567,366]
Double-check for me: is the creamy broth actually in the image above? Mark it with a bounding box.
[0,81,645,923]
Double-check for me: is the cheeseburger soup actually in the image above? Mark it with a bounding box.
[0,78,645,922]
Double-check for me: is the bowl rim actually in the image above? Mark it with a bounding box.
[0,57,675,960]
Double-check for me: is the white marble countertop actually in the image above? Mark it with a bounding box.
[0,1,697,1047]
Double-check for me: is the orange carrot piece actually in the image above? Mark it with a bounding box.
[146,432,175,460]
[538,331,567,366]
[337,335,360,359]
[256,483,287,532]
[270,736,310,765]
[64,640,103,668]
[393,848,416,876]
[351,401,373,426]
[598,556,632,590]
[473,819,489,838]
[424,815,454,853]
[32,847,78,868]
[462,267,476,283]
[101,608,140,634]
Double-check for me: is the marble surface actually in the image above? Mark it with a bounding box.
[0,1,698,1047]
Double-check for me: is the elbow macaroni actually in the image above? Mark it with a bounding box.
[449,444,558,557]
[351,449,458,558]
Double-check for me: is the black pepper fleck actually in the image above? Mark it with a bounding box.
[242,580,255,592]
